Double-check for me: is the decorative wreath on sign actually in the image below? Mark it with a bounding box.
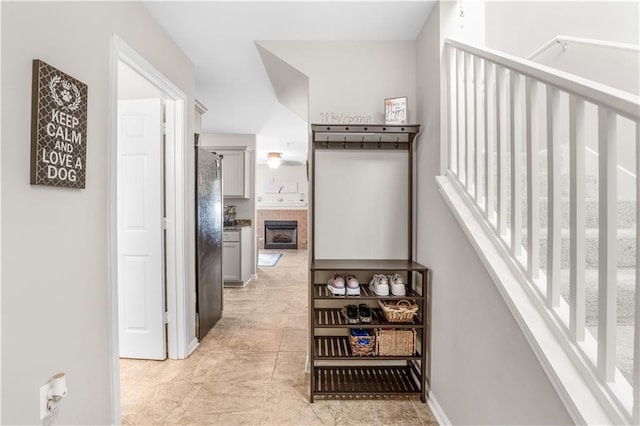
[49,76,81,112]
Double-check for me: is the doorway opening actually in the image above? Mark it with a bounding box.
[109,35,188,422]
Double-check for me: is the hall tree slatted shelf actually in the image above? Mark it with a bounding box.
[309,124,429,402]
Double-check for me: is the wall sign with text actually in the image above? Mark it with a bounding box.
[31,59,88,188]
[384,96,407,125]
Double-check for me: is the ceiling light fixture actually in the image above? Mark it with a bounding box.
[267,152,282,169]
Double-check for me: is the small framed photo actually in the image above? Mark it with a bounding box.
[384,96,407,124]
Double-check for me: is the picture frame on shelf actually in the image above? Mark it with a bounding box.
[384,96,407,125]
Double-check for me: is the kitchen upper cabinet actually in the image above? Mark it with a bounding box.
[218,149,249,198]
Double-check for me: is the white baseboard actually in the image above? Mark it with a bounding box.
[428,389,451,426]
[187,337,199,356]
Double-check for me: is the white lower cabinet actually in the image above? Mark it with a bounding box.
[222,226,252,286]
[222,241,241,281]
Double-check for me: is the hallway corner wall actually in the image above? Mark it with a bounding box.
[413,2,573,424]
[1,2,196,423]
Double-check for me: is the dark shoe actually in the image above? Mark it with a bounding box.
[342,304,359,324]
[358,303,372,323]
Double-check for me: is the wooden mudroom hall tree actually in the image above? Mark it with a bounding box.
[309,123,430,402]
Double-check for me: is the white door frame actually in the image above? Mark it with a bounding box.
[108,34,189,421]
[0,4,3,420]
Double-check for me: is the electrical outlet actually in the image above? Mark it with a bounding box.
[40,382,53,420]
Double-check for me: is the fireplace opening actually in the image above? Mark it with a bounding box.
[264,220,298,249]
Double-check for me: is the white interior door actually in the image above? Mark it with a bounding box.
[117,98,166,360]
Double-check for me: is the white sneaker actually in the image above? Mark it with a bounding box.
[388,273,406,296]
[345,274,360,296]
[327,274,346,296]
[369,274,389,296]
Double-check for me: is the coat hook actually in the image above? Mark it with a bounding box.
[395,136,399,149]
[343,136,347,149]
[360,136,365,149]
[325,136,329,149]
[377,136,382,149]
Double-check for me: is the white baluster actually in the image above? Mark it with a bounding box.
[526,78,540,280]
[569,95,586,342]
[485,61,496,223]
[465,52,473,193]
[446,46,455,174]
[497,66,507,238]
[474,55,483,204]
[511,72,523,257]
[546,86,561,308]
[457,49,465,180]
[597,106,617,383]
[633,120,640,423]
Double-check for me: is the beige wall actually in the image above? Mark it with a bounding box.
[258,41,417,125]
[255,164,308,203]
[486,1,639,60]
[413,2,573,424]
[1,2,195,423]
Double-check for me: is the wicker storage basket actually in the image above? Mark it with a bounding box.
[348,330,376,356]
[377,299,419,323]
[375,328,416,356]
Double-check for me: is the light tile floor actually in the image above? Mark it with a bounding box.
[120,249,438,425]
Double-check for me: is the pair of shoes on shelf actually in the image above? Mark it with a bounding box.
[388,273,406,296]
[342,303,372,324]
[369,273,406,296]
[345,274,360,296]
[327,273,360,296]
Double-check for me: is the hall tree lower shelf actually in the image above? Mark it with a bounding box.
[309,259,429,402]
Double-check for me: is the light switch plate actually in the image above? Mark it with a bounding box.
[39,382,52,420]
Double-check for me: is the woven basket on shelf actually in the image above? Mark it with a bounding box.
[375,328,416,356]
[377,299,418,323]
[348,331,376,356]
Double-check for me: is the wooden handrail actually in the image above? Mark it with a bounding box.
[528,35,640,61]
[445,38,639,121]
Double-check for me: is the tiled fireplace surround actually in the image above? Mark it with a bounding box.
[257,210,308,250]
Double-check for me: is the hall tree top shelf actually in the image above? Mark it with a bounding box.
[311,124,420,148]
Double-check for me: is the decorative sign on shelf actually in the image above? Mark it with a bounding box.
[384,96,407,125]
[319,112,373,124]
[30,59,88,188]
[265,180,298,194]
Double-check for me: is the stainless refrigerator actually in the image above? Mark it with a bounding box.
[195,143,223,340]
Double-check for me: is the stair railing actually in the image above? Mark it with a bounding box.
[444,37,640,422]
[528,35,640,61]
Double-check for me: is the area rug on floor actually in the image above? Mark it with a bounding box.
[258,253,282,267]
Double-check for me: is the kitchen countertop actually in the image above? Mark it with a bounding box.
[224,219,252,231]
